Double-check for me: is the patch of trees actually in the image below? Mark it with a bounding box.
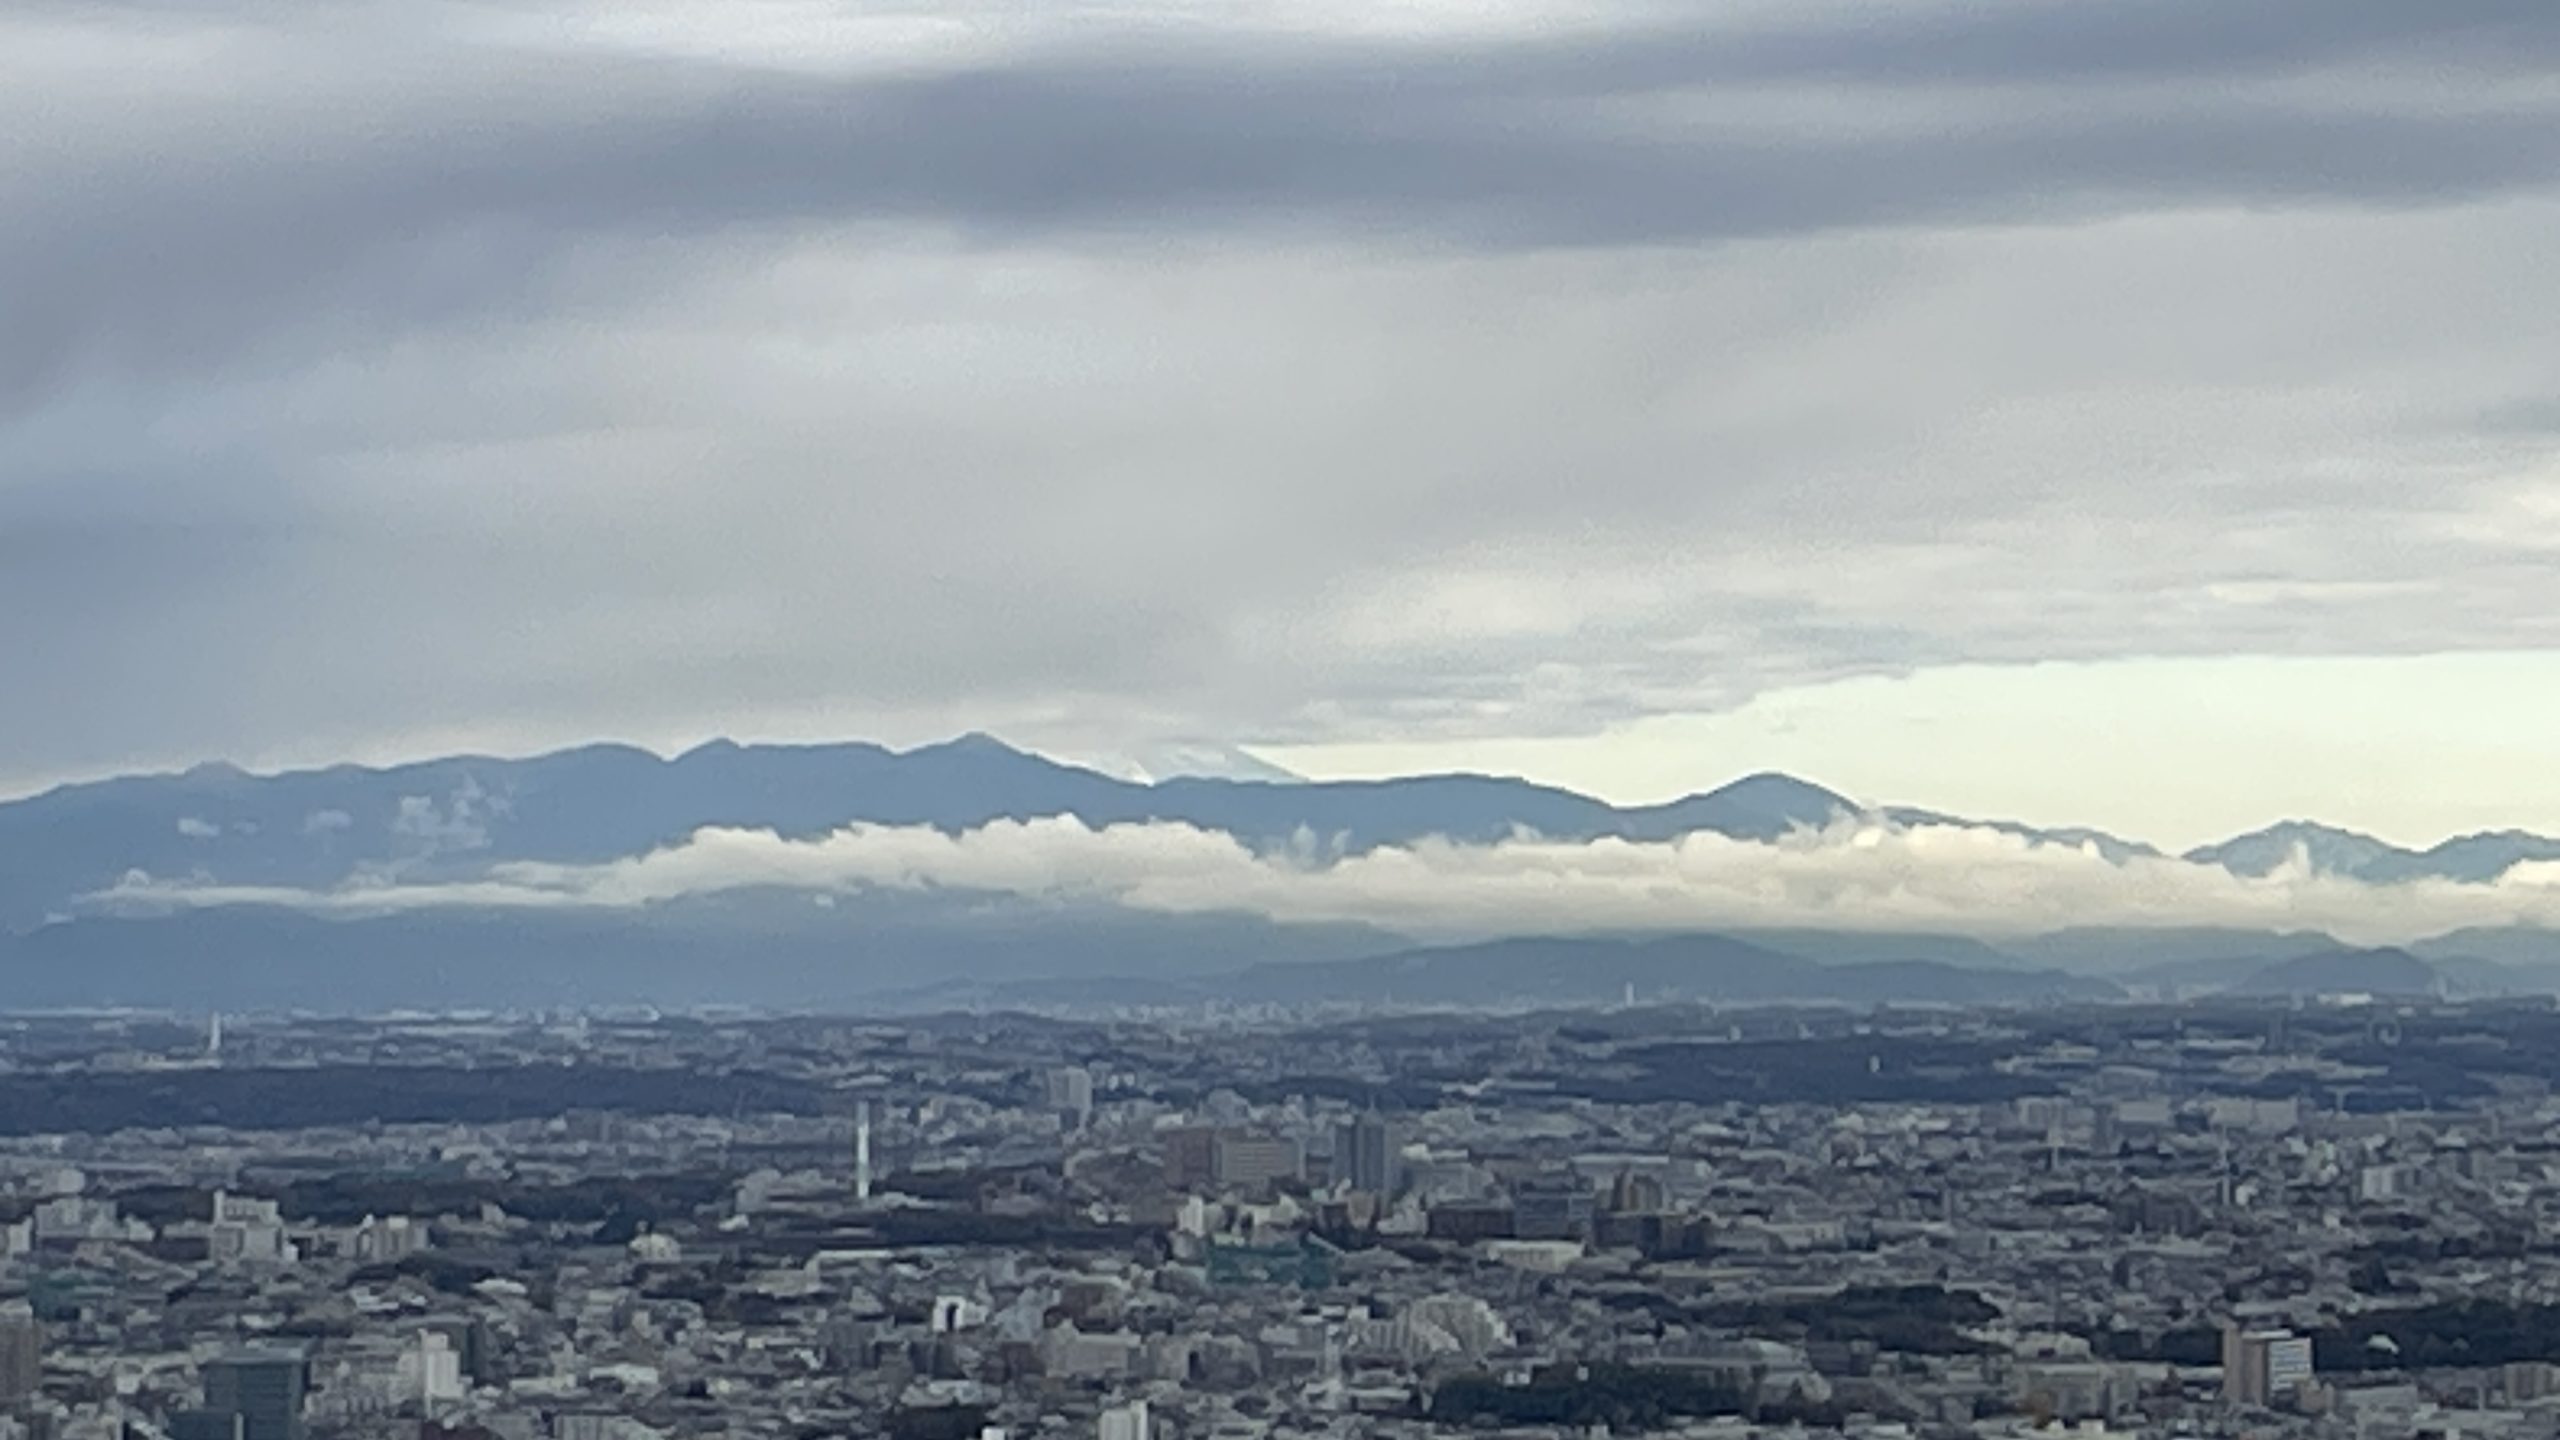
[112,1168,738,1236]
[0,1064,828,1136]
[1691,1285,1998,1356]
[638,1260,746,1307]
[2092,1328,2218,1366]
[2103,1304,2560,1373]
[2344,1230,2528,1267]
[2347,1256,2414,1296]
[275,1168,737,1227]
[1430,1367,1750,1430]
[2314,1300,2560,1372]
[1149,1077,1442,1111]
[1429,1366,1840,1432]
[1568,1038,2043,1108]
[349,1254,498,1295]
[859,1209,1148,1251]
[884,1406,989,1440]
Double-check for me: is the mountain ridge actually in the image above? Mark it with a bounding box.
[8,733,2560,1011]
[13,734,2560,936]
[0,737,1868,933]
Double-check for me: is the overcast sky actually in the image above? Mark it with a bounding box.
[9,0,2560,848]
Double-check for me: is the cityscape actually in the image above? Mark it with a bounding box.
[5,998,2560,1438]
[13,0,2560,1438]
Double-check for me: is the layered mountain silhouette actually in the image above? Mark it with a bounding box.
[0,736,1879,932]
[3,733,2559,1010]
[2185,820,2560,884]
[2223,946,2443,999]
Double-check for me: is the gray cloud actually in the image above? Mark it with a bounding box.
[10,1,2560,401]
[5,0,2560,789]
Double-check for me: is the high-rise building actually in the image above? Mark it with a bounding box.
[1335,1115,1401,1195]
[396,1332,464,1409]
[169,1412,242,1440]
[0,1301,39,1406]
[422,1319,494,1389]
[1210,1135,1303,1192]
[201,1346,307,1440]
[1161,1127,1219,1190]
[1097,1400,1149,1440]
[349,1214,425,1265]
[208,1191,296,1267]
[1046,1066,1095,1127]
[2507,1361,2560,1402]
[1512,1177,1595,1242]
[1604,1168,1666,1214]
[2268,1336,2314,1394]
[32,1195,138,1245]
[2221,1324,2312,1407]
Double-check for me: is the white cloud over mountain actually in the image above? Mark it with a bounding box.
[97,813,2560,947]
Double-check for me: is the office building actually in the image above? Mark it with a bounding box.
[2269,1336,2314,1393]
[1097,1400,1149,1440]
[208,1192,295,1267]
[349,1214,425,1265]
[1427,1203,1516,1243]
[31,1196,139,1245]
[397,1331,464,1409]
[1045,1066,1094,1128]
[1161,1127,1218,1190]
[1335,1115,1402,1195]
[422,1319,494,1388]
[169,1412,242,1440]
[0,1302,37,1406]
[2222,1325,2312,1407]
[1604,1168,1666,1214]
[1210,1135,1303,1192]
[1512,1177,1595,1242]
[202,1347,307,1440]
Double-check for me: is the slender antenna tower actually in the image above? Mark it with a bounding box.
[855,1100,873,1202]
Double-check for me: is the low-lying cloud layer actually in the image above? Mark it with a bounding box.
[95,815,2560,948]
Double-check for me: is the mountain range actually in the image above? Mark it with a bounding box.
[3,734,2558,1011]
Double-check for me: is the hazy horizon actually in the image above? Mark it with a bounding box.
[16,674,2560,858]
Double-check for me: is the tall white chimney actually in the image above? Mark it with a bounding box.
[855,1100,873,1201]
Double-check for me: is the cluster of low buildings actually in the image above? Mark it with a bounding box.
[1,1002,2558,1438]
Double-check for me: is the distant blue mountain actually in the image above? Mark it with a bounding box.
[1219,935,2121,1008]
[2184,820,2560,884]
[2002,926,2346,974]
[2183,821,2407,880]
[1623,772,1860,843]
[875,934,2122,1011]
[2410,926,2560,968]
[2224,947,2444,999]
[0,736,1869,931]
[1882,808,2159,864]
[0,895,1399,1012]
[6,733,2560,1011]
